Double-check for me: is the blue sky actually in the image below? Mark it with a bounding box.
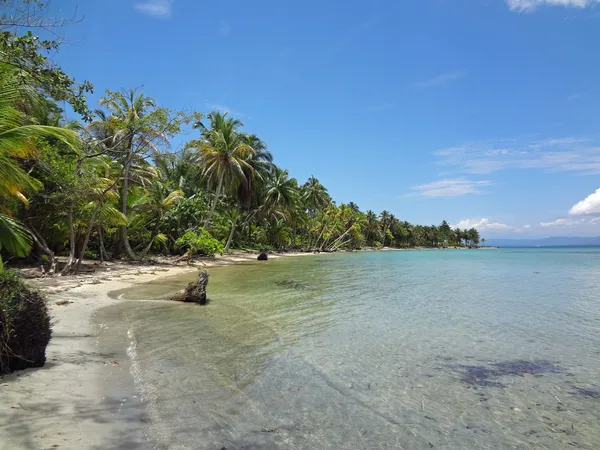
[50,0,600,238]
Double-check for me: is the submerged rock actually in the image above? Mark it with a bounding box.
[171,270,209,304]
[451,360,561,388]
[276,279,305,289]
[258,252,268,261]
[572,386,600,399]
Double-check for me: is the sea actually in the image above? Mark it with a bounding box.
[97,248,600,449]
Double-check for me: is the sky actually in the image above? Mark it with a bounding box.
[44,0,600,238]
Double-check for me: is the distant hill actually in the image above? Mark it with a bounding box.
[485,236,600,247]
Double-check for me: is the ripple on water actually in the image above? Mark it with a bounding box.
[102,249,600,450]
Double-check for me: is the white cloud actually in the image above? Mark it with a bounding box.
[568,188,600,216]
[404,178,491,197]
[135,0,173,19]
[219,21,231,36]
[451,218,514,231]
[434,137,600,176]
[540,218,585,227]
[524,224,531,229]
[415,70,466,88]
[506,0,600,12]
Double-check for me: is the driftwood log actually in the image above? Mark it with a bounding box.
[171,270,209,304]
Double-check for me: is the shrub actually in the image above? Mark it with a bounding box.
[175,229,224,257]
[160,196,209,239]
[0,269,51,375]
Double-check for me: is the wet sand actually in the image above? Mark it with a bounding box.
[0,252,312,450]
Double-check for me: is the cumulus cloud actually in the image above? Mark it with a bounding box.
[415,70,466,88]
[568,188,600,216]
[451,218,513,231]
[135,0,173,19]
[404,178,491,197]
[506,0,600,12]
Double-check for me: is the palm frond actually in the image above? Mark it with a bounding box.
[0,213,32,257]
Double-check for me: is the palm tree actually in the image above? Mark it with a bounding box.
[93,88,170,260]
[348,202,360,214]
[195,112,258,250]
[301,176,330,248]
[264,168,298,215]
[379,210,391,247]
[0,63,79,267]
[130,180,184,257]
[364,210,380,246]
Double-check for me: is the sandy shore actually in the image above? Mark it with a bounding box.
[0,252,309,450]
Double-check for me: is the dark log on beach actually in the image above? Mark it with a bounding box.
[258,252,268,261]
[171,270,209,304]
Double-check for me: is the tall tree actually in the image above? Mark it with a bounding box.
[0,62,78,268]
[93,88,181,260]
[195,111,257,243]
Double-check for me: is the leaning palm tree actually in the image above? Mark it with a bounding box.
[0,63,79,267]
[129,180,184,257]
[300,176,330,249]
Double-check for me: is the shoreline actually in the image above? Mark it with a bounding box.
[0,252,311,450]
[0,247,496,449]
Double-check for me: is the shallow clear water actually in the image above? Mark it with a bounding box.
[101,249,600,449]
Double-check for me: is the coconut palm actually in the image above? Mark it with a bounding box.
[379,210,391,247]
[265,168,298,216]
[198,112,255,250]
[300,176,330,248]
[364,210,381,246]
[93,88,170,260]
[301,176,330,213]
[0,63,79,267]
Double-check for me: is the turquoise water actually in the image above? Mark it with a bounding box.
[103,248,600,449]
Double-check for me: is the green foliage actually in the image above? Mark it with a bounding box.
[0,268,51,374]
[175,229,224,257]
[0,17,490,268]
[160,196,209,238]
[0,31,94,120]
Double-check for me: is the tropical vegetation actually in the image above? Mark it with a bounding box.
[0,6,482,275]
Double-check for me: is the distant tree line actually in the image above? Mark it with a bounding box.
[0,5,483,274]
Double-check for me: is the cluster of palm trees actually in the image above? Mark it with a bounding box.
[0,61,485,273]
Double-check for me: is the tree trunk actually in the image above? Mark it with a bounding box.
[314,223,329,251]
[332,238,352,251]
[203,178,223,228]
[28,222,56,275]
[72,202,102,275]
[120,156,139,260]
[60,203,77,275]
[327,226,352,251]
[138,221,161,259]
[99,227,106,263]
[224,209,239,251]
